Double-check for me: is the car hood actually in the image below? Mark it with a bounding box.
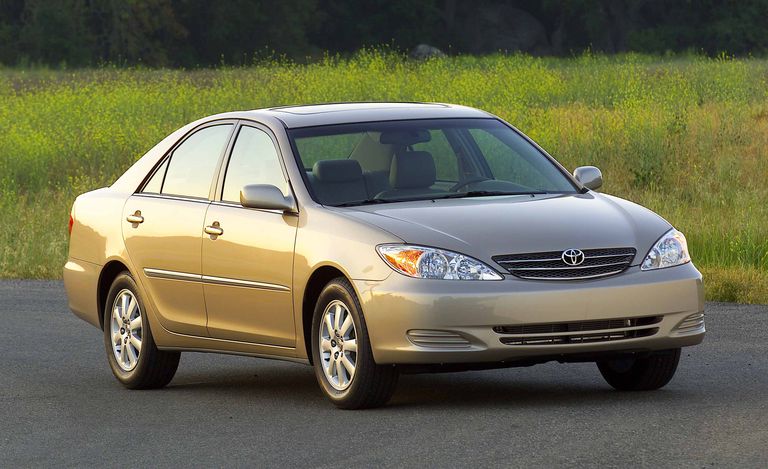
[333,192,671,267]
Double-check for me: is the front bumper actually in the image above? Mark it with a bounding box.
[355,262,705,364]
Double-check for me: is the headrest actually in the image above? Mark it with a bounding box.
[313,159,363,183]
[390,151,436,189]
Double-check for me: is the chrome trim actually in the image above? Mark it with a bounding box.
[202,275,290,292]
[204,225,224,236]
[674,312,706,333]
[501,257,562,263]
[407,330,472,349]
[511,261,629,271]
[515,270,625,281]
[211,201,242,207]
[210,201,298,216]
[134,193,210,204]
[681,312,705,321]
[500,254,632,264]
[144,268,202,282]
[144,268,290,291]
[494,247,636,281]
[584,253,636,260]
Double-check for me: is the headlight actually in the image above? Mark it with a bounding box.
[641,229,691,271]
[376,244,503,280]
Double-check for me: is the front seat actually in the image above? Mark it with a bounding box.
[376,151,442,199]
[310,159,368,206]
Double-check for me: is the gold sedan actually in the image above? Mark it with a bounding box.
[64,103,705,408]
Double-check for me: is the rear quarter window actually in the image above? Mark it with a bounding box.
[141,158,168,194]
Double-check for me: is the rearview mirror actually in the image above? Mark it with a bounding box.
[240,184,296,212]
[573,166,603,191]
[379,128,431,145]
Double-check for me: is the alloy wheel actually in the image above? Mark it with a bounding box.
[110,289,143,372]
[319,300,358,390]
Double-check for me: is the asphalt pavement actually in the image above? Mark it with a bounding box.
[1,280,766,468]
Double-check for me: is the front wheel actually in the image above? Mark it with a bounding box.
[311,278,398,409]
[597,348,681,391]
[103,272,180,389]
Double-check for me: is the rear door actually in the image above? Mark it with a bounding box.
[202,123,298,346]
[123,122,235,336]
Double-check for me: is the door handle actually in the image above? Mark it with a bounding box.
[204,221,223,236]
[126,211,144,224]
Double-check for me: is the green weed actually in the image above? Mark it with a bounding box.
[0,52,765,303]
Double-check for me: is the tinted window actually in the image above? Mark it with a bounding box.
[469,128,566,191]
[412,130,458,181]
[162,124,233,199]
[222,126,287,203]
[294,133,361,169]
[288,119,577,207]
[142,158,168,193]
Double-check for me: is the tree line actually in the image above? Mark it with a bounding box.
[1,0,766,67]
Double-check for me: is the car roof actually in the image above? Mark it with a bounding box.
[233,102,493,128]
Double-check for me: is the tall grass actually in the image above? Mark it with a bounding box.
[0,52,766,302]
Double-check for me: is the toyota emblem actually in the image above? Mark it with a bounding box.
[561,249,585,266]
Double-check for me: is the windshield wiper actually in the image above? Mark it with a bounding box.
[335,194,451,207]
[334,191,547,207]
[334,198,392,207]
[436,190,548,200]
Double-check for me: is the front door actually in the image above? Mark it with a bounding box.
[202,124,298,347]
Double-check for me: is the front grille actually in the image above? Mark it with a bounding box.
[493,247,637,280]
[494,316,662,346]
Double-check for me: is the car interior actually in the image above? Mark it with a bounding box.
[304,128,479,205]
[296,122,577,207]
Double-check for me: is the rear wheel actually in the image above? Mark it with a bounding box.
[597,348,681,391]
[311,278,398,409]
[103,272,180,389]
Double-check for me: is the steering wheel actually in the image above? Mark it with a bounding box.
[450,176,492,192]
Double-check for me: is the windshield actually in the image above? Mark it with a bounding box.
[288,118,578,207]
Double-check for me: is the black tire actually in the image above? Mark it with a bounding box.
[311,277,398,409]
[597,348,681,391]
[103,272,180,389]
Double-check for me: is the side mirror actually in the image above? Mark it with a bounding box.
[240,184,296,212]
[573,166,603,191]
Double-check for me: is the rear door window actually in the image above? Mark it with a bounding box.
[161,124,233,199]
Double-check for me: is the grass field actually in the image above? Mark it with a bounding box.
[1,52,766,303]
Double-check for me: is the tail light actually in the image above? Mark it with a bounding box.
[68,212,74,235]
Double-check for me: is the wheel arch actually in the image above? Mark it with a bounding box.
[301,265,352,365]
[97,260,132,330]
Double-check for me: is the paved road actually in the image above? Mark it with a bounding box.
[1,281,766,468]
